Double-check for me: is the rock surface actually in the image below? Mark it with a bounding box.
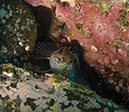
[0,0,37,63]
[24,0,129,104]
[0,63,128,112]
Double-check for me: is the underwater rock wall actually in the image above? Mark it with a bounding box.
[0,0,37,64]
[0,0,129,111]
[0,63,128,112]
[24,0,129,104]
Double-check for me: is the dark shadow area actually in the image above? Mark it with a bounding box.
[30,5,54,43]
[22,0,55,43]
[81,64,129,108]
[74,40,129,108]
[22,3,56,72]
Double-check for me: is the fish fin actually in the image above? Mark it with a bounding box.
[35,69,52,74]
[35,42,59,58]
[34,57,50,60]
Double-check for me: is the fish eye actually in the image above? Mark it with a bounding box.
[58,57,61,61]
[56,57,61,63]
[56,56,64,63]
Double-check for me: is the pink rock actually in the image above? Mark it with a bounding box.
[24,0,54,8]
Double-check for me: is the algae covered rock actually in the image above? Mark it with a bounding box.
[0,0,37,63]
[0,63,128,112]
[23,0,129,105]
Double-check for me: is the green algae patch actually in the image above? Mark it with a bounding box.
[45,103,57,112]
[45,110,53,112]
[96,2,110,12]
[50,103,57,110]
[1,63,29,73]
[118,9,129,30]
[50,75,72,89]
[50,75,95,95]
[75,23,84,35]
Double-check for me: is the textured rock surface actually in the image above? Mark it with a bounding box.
[0,0,37,63]
[24,0,129,104]
[1,0,129,111]
[0,63,128,112]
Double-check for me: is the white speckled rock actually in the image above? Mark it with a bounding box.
[0,0,37,62]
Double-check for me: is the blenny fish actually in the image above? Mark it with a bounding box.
[34,42,80,81]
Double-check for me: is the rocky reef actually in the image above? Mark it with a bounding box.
[0,63,128,112]
[0,0,37,65]
[24,0,129,106]
[0,0,129,111]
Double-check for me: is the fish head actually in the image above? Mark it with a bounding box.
[50,46,79,80]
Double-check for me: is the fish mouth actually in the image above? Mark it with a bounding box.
[49,46,80,73]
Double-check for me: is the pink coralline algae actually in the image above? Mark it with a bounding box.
[24,0,55,8]
[24,0,129,99]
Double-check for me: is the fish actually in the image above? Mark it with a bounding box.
[34,42,80,81]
